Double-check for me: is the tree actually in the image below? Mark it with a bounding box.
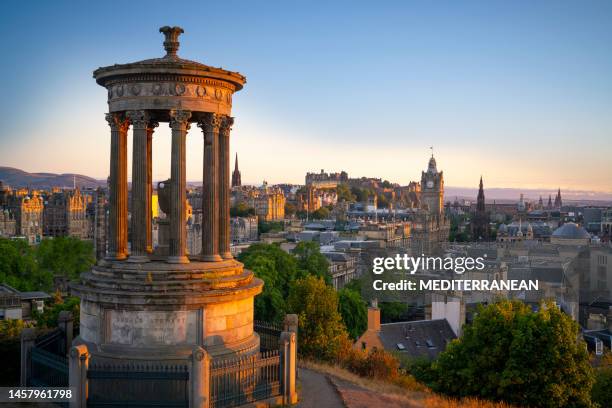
[292,241,331,285]
[592,368,612,408]
[377,193,389,208]
[34,296,80,328]
[338,288,367,339]
[311,207,330,220]
[380,301,409,323]
[0,238,50,291]
[286,276,349,361]
[427,300,594,407]
[284,202,296,217]
[336,184,355,202]
[36,237,95,282]
[230,202,255,217]
[239,243,300,323]
[257,220,283,234]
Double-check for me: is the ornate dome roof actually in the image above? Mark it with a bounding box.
[93,26,246,90]
[551,223,590,239]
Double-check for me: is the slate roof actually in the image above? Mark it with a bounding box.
[552,223,590,239]
[378,319,456,360]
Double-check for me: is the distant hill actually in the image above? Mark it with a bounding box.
[0,167,104,189]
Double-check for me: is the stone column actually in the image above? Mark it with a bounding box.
[69,344,89,408]
[168,109,191,263]
[198,113,222,262]
[218,116,234,259]
[146,122,156,253]
[279,331,298,405]
[105,113,130,260]
[58,311,74,355]
[127,110,154,262]
[190,346,210,408]
[20,328,36,386]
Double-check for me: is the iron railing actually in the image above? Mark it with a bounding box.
[254,320,282,351]
[30,347,68,387]
[210,351,281,408]
[87,361,190,408]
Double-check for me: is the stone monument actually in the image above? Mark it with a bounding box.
[71,26,263,369]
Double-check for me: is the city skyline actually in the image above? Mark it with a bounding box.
[1,1,611,192]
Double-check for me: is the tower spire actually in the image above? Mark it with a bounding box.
[231,152,242,187]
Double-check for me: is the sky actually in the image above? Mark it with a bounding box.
[0,0,611,193]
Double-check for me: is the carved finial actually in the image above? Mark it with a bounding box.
[159,26,184,58]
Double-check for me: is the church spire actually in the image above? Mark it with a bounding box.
[477,176,485,212]
[231,153,242,187]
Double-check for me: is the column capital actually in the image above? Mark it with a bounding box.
[169,109,192,131]
[126,110,159,131]
[105,112,130,132]
[198,113,222,147]
[220,116,234,137]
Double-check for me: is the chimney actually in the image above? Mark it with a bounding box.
[367,299,381,332]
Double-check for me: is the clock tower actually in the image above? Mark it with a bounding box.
[420,154,444,215]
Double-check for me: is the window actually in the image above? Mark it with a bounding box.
[361,342,366,350]
[426,339,435,348]
[396,343,405,350]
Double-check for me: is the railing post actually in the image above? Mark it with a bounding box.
[279,331,297,405]
[69,344,89,408]
[58,311,74,355]
[191,346,210,408]
[284,314,299,378]
[20,328,37,386]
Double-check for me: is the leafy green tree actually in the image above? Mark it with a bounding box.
[292,241,330,285]
[239,243,300,323]
[428,300,594,407]
[311,207,330,220]
[0,238,50,291]
[36,237,95,281]
[351,187,373,203]
[338,288,367,339]
[336,184,355,202]
[380,301,409,323]
[230,202,255,217]
[592,368,612,408]
[34,296,80,328]
[287,276,349,361]
[258,220,284,234]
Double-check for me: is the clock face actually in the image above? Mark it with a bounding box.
[426,180,434,188]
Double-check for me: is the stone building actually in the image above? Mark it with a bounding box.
[253,184,286,221]
[43,188,89,239]
[69,27,281,407]
[305,169,348,188]
[12,192,44,244]
[231,216,258,243]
